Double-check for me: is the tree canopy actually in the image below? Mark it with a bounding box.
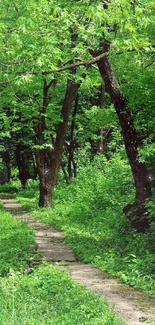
[0,0,155,231]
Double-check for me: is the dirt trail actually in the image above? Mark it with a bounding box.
[1,197,155,325]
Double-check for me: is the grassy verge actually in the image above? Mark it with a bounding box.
[0,201,35,276]
[0,192,122,325]
[0,264,121,325]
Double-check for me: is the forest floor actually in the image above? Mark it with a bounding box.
[1,197,155,325]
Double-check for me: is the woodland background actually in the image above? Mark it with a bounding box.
[0,0,155,310]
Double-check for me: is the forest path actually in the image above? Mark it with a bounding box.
[1,197,155,325]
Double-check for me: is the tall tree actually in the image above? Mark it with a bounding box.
[87,0,154,231]
[35,78,80,207]
[0,0,154,219]
[91,42,152,231]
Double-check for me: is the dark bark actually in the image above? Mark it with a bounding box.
[32,152,38,180]
[91,43,152,231]
[97,128,104,153]
[36,79,80,207]
[97,85,105,153]
[14,144,29,188]
[67,93,79,180]
[35,148,54,207]
[89,85,110,154]
[3,147,11,182]
[61,162,70,184]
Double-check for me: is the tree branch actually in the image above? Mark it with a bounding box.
[1,44,154,83]
[18,52,109,76]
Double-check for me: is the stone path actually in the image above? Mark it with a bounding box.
[1,198,155,325]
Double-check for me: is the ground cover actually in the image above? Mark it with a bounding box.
[14,155,155,298]
[0,194,122,325]
[0,200,35,276]
[0,264,121,325]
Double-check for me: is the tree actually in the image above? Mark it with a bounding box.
[0,0,81,206]
[0,0,154,224]
[91,42,152,231]
[35,78,80,207]
[74,0,154,230]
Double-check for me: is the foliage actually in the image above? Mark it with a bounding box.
[0,0,155,207]
[16,154,155,297]
[0,0,155,313]
[0,0,154,145]
[0,197,121,325]
[0,162,8,184]
[0,264,121,325]
[0,202,35,276]
[0,180,21,193]
[112,52,155,136]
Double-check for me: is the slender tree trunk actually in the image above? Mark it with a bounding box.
[36,79,80,207]
[61,162,70,184]
[97,85,105,153]
[3,147,11,182]
[91,42,152,231]
[32,152,38,180]
[97,129,104,153]
[89,85,106,153]
[14,144,28,188]
[35,149,54,206]
[68,93,79,180]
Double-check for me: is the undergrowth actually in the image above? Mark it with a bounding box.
[2,154,155,297]
[0,202,35,276]
[0,195,121,325]
[0,264,121,325]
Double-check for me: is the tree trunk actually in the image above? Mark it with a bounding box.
[36,79,80,207]
[35,148,54,207]
[97,84,105,153]
[92,43,152,231]
[3,147,11,182]
[14,144,28,188]
[61,162,70,184]
[89,85,106,154]
[68,93,79,180]
[32,151,38,180]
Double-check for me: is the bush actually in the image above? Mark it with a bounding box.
[16,153,155,297]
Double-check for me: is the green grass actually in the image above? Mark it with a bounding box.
[0,264,121,325]
[14,154,155,298]
[0,201,35,276]
[0,193,122,325]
